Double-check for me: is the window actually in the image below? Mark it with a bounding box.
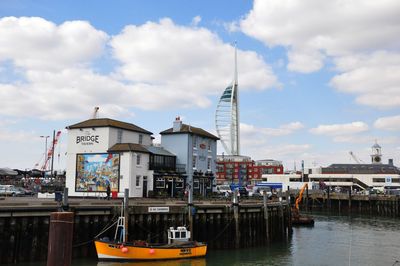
[192,155,197,168]
[136,154,141,165]
[176,178,184,188]
[136,175,141,187]
[156,178,165,188]
[193,136,197,148]
[207,158,211,170]
[117,129,123,143]
[138,134,143,144]
[207,140,211,150]
[194,180,199,189]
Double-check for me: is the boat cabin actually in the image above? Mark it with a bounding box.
[167,226,191,244]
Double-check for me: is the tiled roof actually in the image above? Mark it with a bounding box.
[66,118,152,134]
[160,124,219,140]
[108,143,150,153]
[145,146,176,156]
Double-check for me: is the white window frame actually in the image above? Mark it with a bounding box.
[136,175,141,187]
[156,178,165,188]
[136,154,141,165]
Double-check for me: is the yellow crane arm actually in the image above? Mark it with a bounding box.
[295,183,308,210]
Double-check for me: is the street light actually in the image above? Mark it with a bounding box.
[40,135,50,170]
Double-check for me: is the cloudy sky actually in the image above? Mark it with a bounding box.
[1,0,400,171]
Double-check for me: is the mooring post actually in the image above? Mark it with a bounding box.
[62,187,69,211]
[232,189,240,248]
[188,185,193,241]
[263,190,269,242]
[46,212,74,266]
[305,185,309,210]
[327,187,331,209]
[124,189,129,242]
[348,188,352,211]
[286,187,291,232]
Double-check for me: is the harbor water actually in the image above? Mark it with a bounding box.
[15,213,400,266]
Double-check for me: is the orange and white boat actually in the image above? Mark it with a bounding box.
[95,206,207,261]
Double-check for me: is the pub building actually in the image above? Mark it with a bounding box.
[160,117,219,197]
[65,117,216,198]
[147,145,187,198]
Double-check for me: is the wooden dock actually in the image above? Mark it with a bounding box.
[296,191,400,217]
[0,197,291,264]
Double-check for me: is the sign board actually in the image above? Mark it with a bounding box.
[148,207,170,213]
[385,177,392,184]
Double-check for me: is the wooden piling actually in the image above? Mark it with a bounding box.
[263,191,269,242]
[232,189,240,249]
[46,212,74,266]
[348,189,352,211]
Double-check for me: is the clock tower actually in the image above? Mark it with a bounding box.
[370,140,382,164]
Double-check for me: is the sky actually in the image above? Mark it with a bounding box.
[1,0,400,171]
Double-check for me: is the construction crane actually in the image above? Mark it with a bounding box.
[349,151,363,164]
[41,131,62,171]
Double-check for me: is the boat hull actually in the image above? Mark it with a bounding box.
[95,240,207,261]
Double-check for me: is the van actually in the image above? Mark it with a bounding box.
[0,185,24,197]
[216,185,232,196]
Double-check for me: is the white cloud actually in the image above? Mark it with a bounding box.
[111,18,279,102]
[239,1,400,109]
[374,115,400,131]
[331,52,400,109]
[0,17,280,120]
[241,121,304,137]
[191,16,201,26]
[240,0,400,72]
[0,17,108,71]
[310,122,368,136]
[287,48,325,73]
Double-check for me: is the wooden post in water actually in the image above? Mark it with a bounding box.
[327,187,331,209]
[46,212,74,266]
[232,189,240,248]
[286,187,291,233]
[187,185,193,241]
[62,187,69,211]
[124,189,129,242]
[263,191,269,242]
[305,185,309,210]
[348,188,352,212]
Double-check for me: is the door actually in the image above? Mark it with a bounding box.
[142,176,148,198]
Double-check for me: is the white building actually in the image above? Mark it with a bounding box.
[160,117,219,197]
[65,118,154,197]
[262,143,400,192]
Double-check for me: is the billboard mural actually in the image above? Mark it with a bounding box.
[75,153,120,192]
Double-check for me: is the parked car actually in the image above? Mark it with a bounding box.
[0,185,25,197]
[216,185,232,197]
[15,187,35,196]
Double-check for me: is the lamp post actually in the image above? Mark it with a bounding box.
[40,135,50,170]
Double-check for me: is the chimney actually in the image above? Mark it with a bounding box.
[173,116,182,132]
[388,159,393,166]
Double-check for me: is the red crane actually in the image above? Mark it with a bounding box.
[41,131,62,171]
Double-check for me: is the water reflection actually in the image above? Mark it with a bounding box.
[64,214,400,265]
[97,258,206,266]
